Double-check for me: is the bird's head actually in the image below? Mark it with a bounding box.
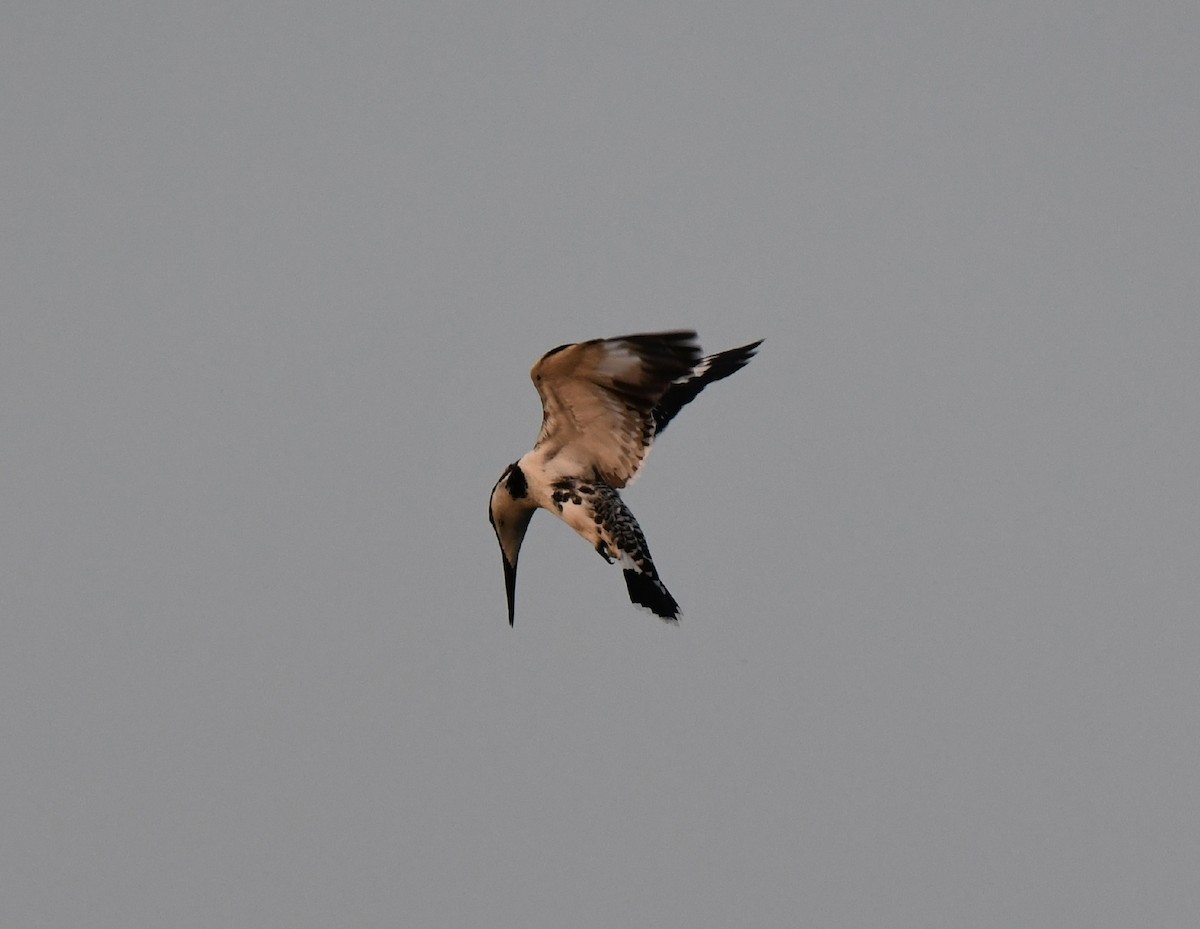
[488,461,535,626]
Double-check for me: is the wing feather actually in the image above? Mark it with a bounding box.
[531,331,701,487]
[653,340,763,436]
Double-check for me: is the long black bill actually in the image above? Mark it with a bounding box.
[503,555,518,627]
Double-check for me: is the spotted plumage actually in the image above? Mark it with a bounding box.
[489,330,761,626]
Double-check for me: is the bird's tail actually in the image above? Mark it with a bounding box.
[622,563,681,623]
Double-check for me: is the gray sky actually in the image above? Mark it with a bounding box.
[4,2,1199,926]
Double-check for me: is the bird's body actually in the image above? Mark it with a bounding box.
[489,330,761,625]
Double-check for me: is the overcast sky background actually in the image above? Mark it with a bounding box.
[4,2,1199,927]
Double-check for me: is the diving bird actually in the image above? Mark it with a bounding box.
[488,330,762,626]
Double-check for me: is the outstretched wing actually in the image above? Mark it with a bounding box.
[531,331,702,488]
[653,340,763,436]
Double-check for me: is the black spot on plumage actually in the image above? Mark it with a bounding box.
[504,463,528,499]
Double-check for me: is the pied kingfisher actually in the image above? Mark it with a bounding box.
[488,330,761,625]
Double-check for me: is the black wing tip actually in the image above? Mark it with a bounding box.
[650,337,763,435]
[703,338,764,375]
[603,332,766,382]
[623,568,681,623]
